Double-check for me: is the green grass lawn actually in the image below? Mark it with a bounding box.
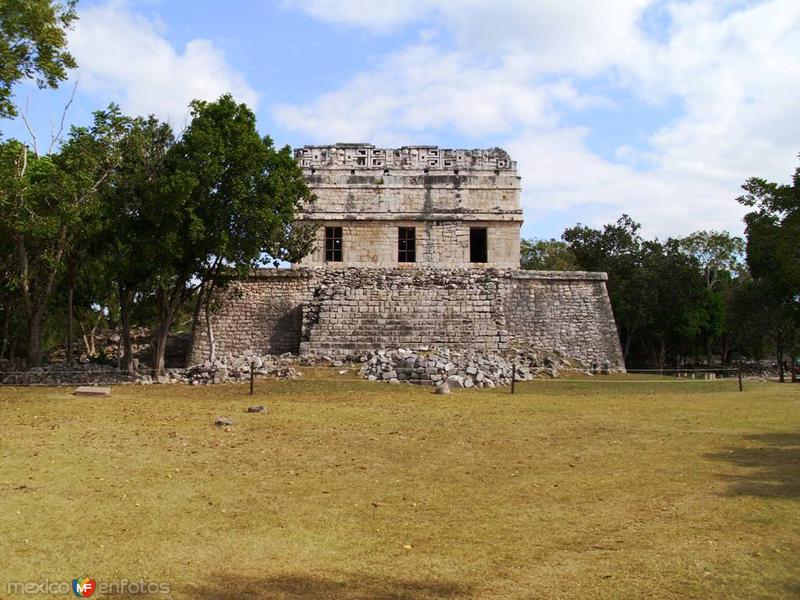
[1,371,798,599]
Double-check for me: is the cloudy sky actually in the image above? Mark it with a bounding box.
[6,0,800,240]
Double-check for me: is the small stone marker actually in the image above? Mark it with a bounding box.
[73,386,111,397]
[215,417,235,427]
[432,382,451,395]
[246,405,267,414]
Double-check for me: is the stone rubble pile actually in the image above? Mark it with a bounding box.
[357,345,579,388]
[0,363,136,386]
[0,352,302,386]
[177,353,300,386]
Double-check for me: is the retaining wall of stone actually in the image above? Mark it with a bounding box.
[188,267,625,370]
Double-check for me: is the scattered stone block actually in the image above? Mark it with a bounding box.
[73,386,111,397]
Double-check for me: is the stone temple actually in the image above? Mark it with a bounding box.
[188,144,625,370]
[295,144,522,268]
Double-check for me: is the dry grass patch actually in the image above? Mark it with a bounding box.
[1,373,798,599]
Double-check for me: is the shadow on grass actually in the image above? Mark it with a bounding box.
[179,573,471,600]
[707,433,800,499]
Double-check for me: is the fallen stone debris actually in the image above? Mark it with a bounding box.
[1,363,136,386]
[0,352,301,386]
[0,346,589,388]
[357,345,582,388]
[178,353,300,386]
[73,386,112,397]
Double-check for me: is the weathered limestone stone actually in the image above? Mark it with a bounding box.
[188,268,625,371]
[295,145,522,269]
[433,382,451,395]
[185,143,627,371]
[73,386,111,397]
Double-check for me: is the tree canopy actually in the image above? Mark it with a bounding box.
[0,0,77,119]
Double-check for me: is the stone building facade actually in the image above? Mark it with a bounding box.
[188,268,625,369]
[188,144,626,371]
[295,145,522,268]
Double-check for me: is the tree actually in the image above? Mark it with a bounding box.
[0,0,77,119]
[146,95,313,377]
[0,105,130,366]
[563,215,649,362]
[675,230,744,365]
[678,230,744,291]
[93,115,174,372]
[738,161,800,382]
[520,238,578,270]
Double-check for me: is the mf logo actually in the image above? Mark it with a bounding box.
[72,577,96,597]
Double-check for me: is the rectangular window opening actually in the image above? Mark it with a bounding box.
[324,226,343,262]
[398,227,416,263]
[469,227,488,263]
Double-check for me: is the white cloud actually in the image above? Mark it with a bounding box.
[278,0,800,238]
[281,0,423,30]
[287,0,651,74]
[69,2,258,124]
[273,44,606,144]
[507,128,748,239]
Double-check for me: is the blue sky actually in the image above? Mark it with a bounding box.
[5,0,800,240]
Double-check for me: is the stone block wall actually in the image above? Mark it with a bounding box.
[300,269,507,355]
[294,145,523,269]
[301,220,520,268]
[504,272,625,368]
[188,268,625,370]
[188,271,311,362]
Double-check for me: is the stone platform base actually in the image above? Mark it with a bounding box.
[188,267,625,370]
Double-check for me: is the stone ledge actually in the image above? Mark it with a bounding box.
[246,267,607,282]
[508,270,608,281]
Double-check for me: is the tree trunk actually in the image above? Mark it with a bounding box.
[152,320,170,380]
[623,329,633,361]
[66,284,74,365]
[721,338,732,366]
[152,285,178,379]
[27,313,43,367]
[119,286,134,373]
[706,338,712,368]
[16,227,69,368]
[777,337,784,383]
[0,303,9,361]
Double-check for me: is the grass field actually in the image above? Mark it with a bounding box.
[1,370,798,599]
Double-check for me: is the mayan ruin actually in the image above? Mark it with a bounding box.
[188,144,625,370]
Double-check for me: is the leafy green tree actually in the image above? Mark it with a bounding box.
[0,105,130,366]
[92,115,174,372]
[678,230,744,291]
[146,95,314,376]
[738,160,800,381]
[674,230,744,365]
[634,239,709,369]
[0,0,77,120]
[520,238,578,270]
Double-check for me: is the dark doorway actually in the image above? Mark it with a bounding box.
[470,227,488,263]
